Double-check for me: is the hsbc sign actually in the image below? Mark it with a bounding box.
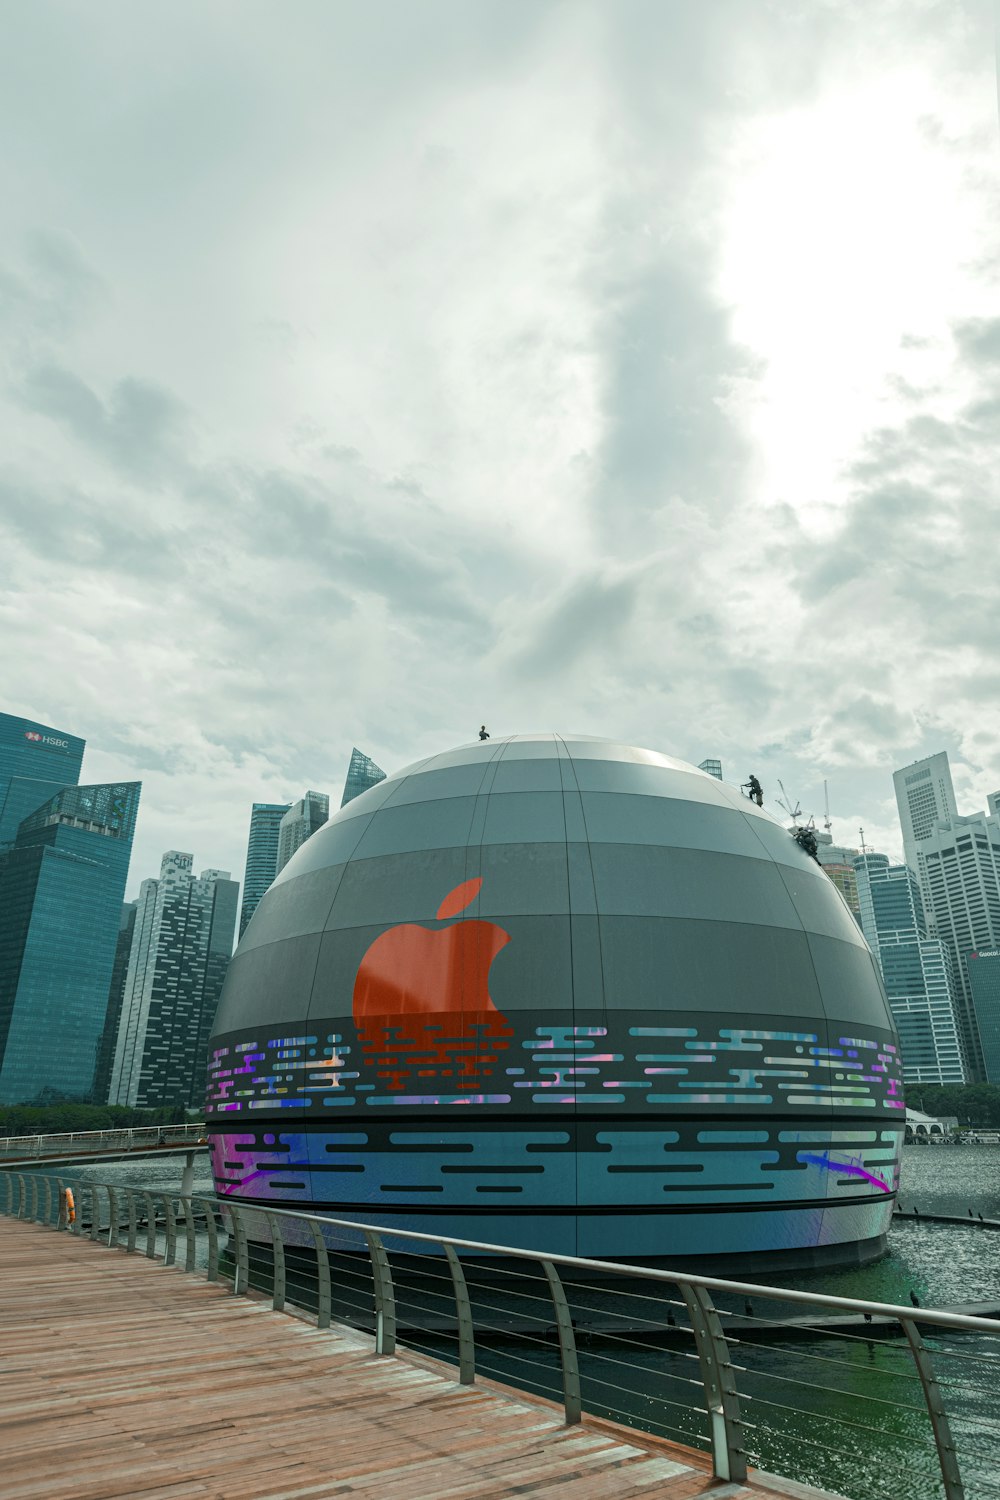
[24,731,71,750]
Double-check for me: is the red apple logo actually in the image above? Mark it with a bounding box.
[352,877,513,1091]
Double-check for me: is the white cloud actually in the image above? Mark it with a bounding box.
[1,0,998,895]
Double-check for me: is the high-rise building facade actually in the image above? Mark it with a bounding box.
[93,902,138,1104]
[109,852,239,1109]
[915,810,1000,1080]
[965,950,1000,1085]
[0,712,85,848]
[853,853,965,1085]
[697,758,723,781]
[0,781,141,1103]
[341,748,387,807]
[893,752,959,902]
[276,791,329,873]
[817,840,862,919]
[239,802,290,937]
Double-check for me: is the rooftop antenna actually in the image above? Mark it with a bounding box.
[859,826,871,853]
[823,780,832,836]
[776,780,802,826]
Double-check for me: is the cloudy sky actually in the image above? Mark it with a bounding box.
[2,0,999,897]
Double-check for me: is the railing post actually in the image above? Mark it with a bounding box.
[16,1174,26,1218]
[678,1283,747,1483]
[194,1198,219,1281]
[143,1191,157,1258]
[541,1259,581,1424]
[42,1176,53,1225]
[265,1212,286,1311]
[89,1184,101,1241]
[231,1206,249,1294]
[364,1230,396,1355]
[444,1244,476,1385]
[182,1197,198,1274]
[162,1195,177,1265]
[0,1173,10,1214]
[309,1219,332,1328]
[106,1186,119,1246]
[29,1175,39,1222]
[900,1316,965,1500]
[125,1189,137,1252]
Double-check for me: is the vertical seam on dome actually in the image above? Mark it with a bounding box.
[556,735,608,1030]
[553,735,579,1254]
[302,812,386,1035]
[462,738,506,1018]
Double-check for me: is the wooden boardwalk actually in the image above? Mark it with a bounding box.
[0,1220,822,1500]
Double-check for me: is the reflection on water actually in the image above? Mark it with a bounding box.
[16,1145,1000,1500]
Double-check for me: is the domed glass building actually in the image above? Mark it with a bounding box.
[208,735,902,1269]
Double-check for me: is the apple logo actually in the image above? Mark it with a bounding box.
[352,877,513,1091]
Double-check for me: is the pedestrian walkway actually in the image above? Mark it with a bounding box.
[0,1219,838,1499]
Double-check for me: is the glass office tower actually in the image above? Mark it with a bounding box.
[92,901,138,1104]
[0,781,141,1103]
[965,950,1000,1084]
[110,852,238,1109]
[854,853,965,1084]
[239,802,290,937]
[0,712,85,847]
[341,747,386,807]
[276,791,329,874]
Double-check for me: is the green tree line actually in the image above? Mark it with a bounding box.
[907,1083,1000,1126]
[0,1102,194,1137]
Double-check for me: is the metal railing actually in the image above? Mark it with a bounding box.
[0,1123,207,1160]
[2,1171,998,1500]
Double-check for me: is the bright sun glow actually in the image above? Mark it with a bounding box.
[717,68,988,532]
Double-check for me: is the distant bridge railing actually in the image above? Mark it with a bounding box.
[0,1122,207,1160]
[1,1171,997,1500]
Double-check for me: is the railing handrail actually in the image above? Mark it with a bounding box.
[0,1123,205,1155]
[1,1157,993,1332]
[182,1191,1000,1336]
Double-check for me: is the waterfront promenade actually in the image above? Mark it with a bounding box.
[0,1220,814,1500]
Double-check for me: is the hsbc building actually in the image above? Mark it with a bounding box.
[208,734,902,1270]
[0,713,86,848]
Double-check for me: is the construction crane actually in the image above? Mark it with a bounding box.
[776,781,802,826]
[823,780,833,836]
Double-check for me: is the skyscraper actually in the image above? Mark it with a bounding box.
[239,802,290,937]
[109,852,239,1109]
[817,839,862,919]
[92,901,138,1104]
[966,950,1000,1084]
[0,781,141,1103]
[0,712,85,848]
[914,809,1000,1080]
[893,752,959,900]
[341,747,387,807]
[697,757,723,781]
[853,853,965,1085]
[276,791,329,873]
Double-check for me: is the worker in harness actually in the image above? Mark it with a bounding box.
[479,725,490,741]
[792,825,821,863]
[743,773,763,807]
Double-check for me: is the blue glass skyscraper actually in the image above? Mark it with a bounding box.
[341,747,386,807]
[0,713,85,847]
[239,803,290,938]
[0,781,141,1103]
[854,852,965,1085]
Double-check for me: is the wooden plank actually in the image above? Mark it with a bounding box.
[0,1219,809,1499]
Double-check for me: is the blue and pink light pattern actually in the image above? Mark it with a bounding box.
[206,1019,902,1116]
